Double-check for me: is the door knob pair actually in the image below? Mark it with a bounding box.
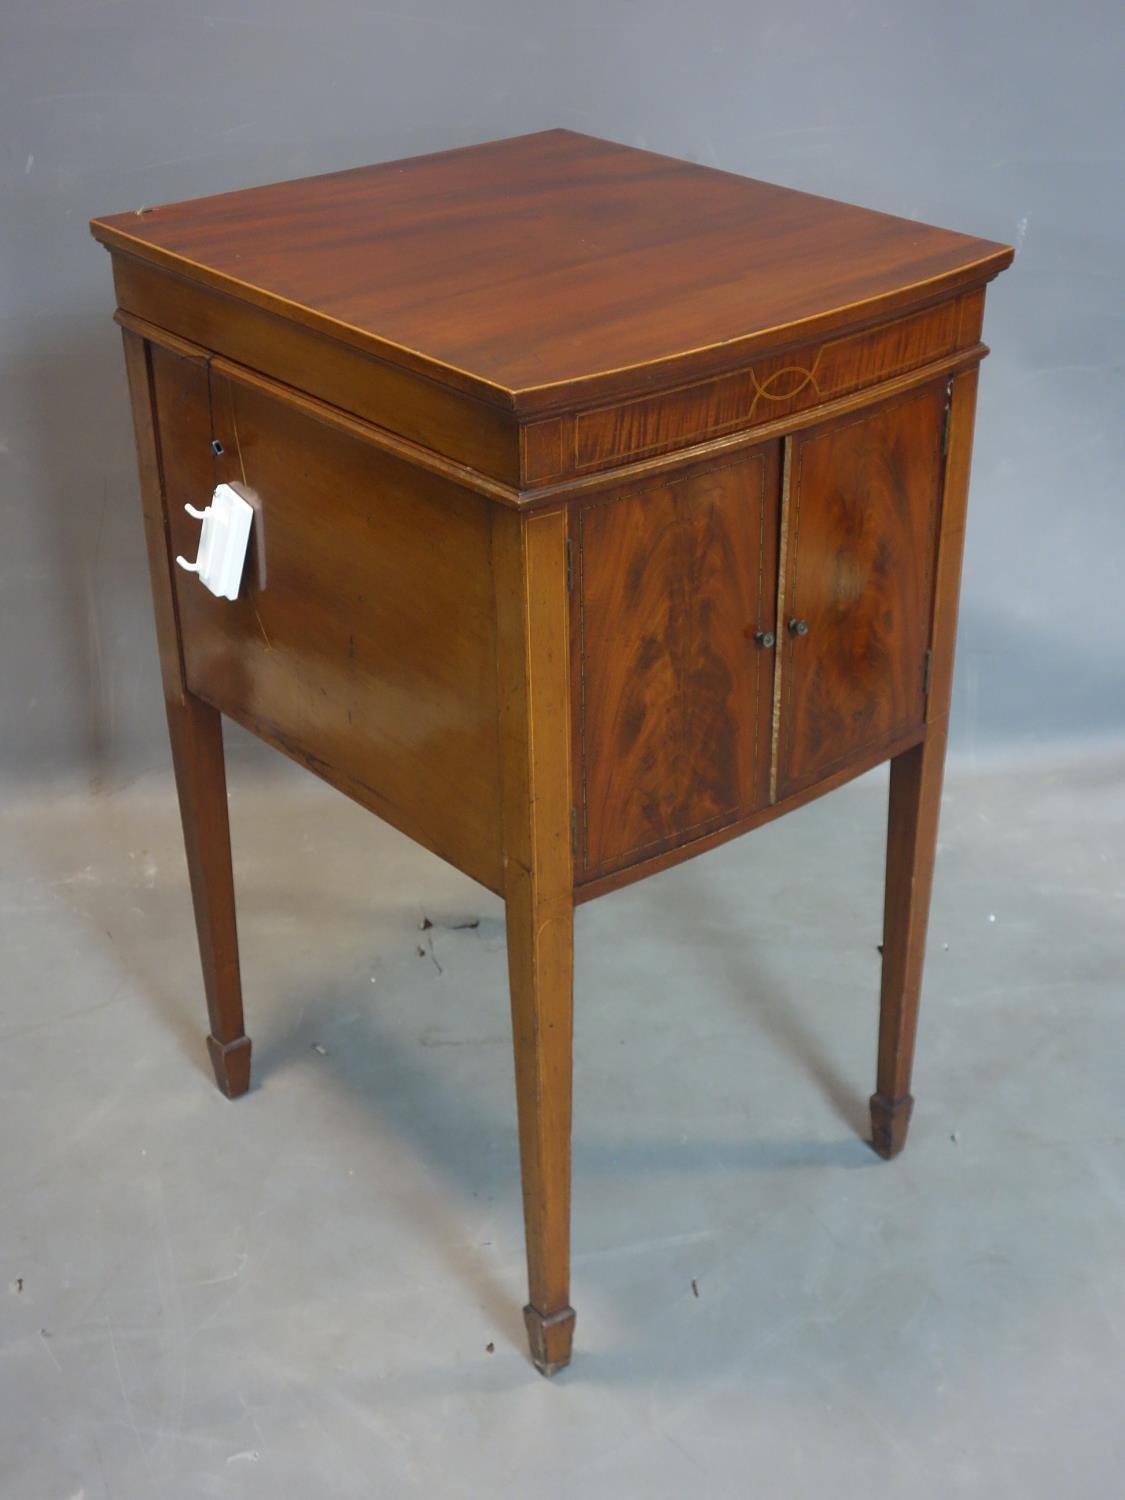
[754,618,809,649]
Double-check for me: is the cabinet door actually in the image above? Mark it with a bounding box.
[574,447,779,880]
[775,383,946,800]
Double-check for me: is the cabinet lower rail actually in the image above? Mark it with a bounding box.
[574,723,928,904]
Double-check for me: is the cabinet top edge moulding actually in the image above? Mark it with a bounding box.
[90,128,1013,428]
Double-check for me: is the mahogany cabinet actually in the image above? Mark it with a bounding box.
[91,129,1012,1375]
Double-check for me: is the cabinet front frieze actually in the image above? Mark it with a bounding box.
[520,290,984,486]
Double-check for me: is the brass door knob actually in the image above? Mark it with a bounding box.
[788,618,809,637]
[754,629,776,648]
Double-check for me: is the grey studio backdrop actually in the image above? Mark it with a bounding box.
[2,0,1122,789]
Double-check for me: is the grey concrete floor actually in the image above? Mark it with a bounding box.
[2,740,1124,1498]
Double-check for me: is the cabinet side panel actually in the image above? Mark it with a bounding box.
[776,382,945,799]
[149,343,504,891]
[576,447,779,879]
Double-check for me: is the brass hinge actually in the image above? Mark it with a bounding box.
[570,805,578,856]
[566,536,574,594]
[941,386,953,457]
[923,648,933,697]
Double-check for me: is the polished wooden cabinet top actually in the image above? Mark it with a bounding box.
[90,128,1012,413]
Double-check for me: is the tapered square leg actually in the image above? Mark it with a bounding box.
[872,728,947,1158]
[121,328,251,1099]
[504,871,575,1374]
[870,369,980,1159]
[494,503,577,1374]
[167,692,251,1098]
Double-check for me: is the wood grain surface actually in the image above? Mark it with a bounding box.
[775,383,947,799]
[111,256,522,485]
[575,448,779,878]
[570,293,980,474]
[870,364,983,1158]
[122,329,251,1098]
[149,342,505,892]
[492,505,577,1373]
[92,129,1012,413]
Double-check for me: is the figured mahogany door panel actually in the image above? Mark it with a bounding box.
[776,382,946,800]
[146,342,505,893]
[575,447,780,880]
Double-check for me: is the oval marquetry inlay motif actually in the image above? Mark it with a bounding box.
[751,363,821,408]
[572,296,965,474]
